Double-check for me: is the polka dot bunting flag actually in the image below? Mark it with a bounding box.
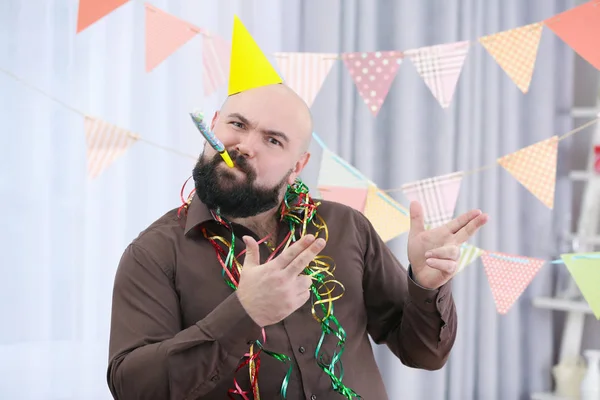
[481,252,545,314]
[341,51,404,116]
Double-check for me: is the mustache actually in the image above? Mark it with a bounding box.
[212,149,256,179]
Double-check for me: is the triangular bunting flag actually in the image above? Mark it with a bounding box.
[145,4,202,72]
[455,244,484,275]
[401,171,463,228]
[228,15,283,95]
[317,186,368,212]
[202,35,231,96]
[317,149,369,188]
[405,41,470,108]
[544,0,600,71]
[363,185,411,242]
[341,51,403,116]
[275,52,337,107]
[497,135,558,209]
[479,22,543,93]
[85,116,139,179]
[561,252,600,319]
[481,252,545,314]
[76,0,129,33]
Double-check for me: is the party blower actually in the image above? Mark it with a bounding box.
[189,111,234,168]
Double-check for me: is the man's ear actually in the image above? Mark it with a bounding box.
[210,111,219,131]
[288,152,311,184]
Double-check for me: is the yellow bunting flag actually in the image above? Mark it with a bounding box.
[275,52,337,107]
[497,135,558,209]
[479,22,543,93]
[363,185,411,242]
[481,252,545,314]
[76,0,129,33]
[145,4,202,72]
[228,15,282,95]
[561,252,600,320]
[84,116,139,179]
[317,149,369,189]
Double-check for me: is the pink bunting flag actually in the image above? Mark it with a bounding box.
[544,0,600,71]
[401,172,463,228]
[145,4,202,72]
[203,34,232,96]
[405,41,470,108]
[77,0,129,33]
[275,52,337,107]
[318,186,368,212]
[342,51,403,116]
[85,116,139,179]
[481,252,545,314]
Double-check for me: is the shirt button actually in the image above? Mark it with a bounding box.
[210,375,219,382]
[298,346,305,354]
[425,299,433,304]
[437,296,445,303]
[311,395,317,400]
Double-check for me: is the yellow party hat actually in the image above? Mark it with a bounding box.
[228,15,282,95]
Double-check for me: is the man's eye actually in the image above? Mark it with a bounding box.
[230,121,244,129]
[268,137,282,146]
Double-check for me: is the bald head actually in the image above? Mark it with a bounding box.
[220,84,313,153]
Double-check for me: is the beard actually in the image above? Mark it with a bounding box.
[192,149,292,219]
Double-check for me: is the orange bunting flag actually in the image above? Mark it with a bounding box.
[202,35,231,96]
[479,22,543,93]
[405,41,470,108]
[317,186,369,213]
[497,135,558,209]
[275,52,337,107]
[481,252,545,314]
[544,0,600,71]
[363,185,411,242]
[85,116,139,179]
[342,51,403,116]
[145,4,202,72]
[77,0,129,33]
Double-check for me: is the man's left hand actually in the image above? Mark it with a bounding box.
[407,201,489,290]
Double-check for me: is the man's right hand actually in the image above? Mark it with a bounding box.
[237,234,325,328]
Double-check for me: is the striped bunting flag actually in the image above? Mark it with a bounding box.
[456,244,484,275]
[145,4,202,72]
[203,34,231,96]
[85,116,139,179]
[405,41,470,108]
[275,52,337,107]
[401,171,464,228]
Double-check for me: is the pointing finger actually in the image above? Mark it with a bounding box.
[409,201,425,237]
[271,234,316,269]
[284,238,326,277]
[453,213,489,244]
[445,209,482,234]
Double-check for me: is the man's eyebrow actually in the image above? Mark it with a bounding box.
[227,112,290,144]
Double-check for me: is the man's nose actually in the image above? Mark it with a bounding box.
[234,134,258,159]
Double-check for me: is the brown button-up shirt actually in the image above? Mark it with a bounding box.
[107,195,456,400]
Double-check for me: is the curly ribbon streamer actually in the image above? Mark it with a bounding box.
[193,179,361,399]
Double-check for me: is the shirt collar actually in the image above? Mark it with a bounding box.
[184,194,215,236]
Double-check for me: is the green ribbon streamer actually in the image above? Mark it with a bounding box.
[218,180,361,399]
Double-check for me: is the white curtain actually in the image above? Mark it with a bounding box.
[0,0,575,399]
